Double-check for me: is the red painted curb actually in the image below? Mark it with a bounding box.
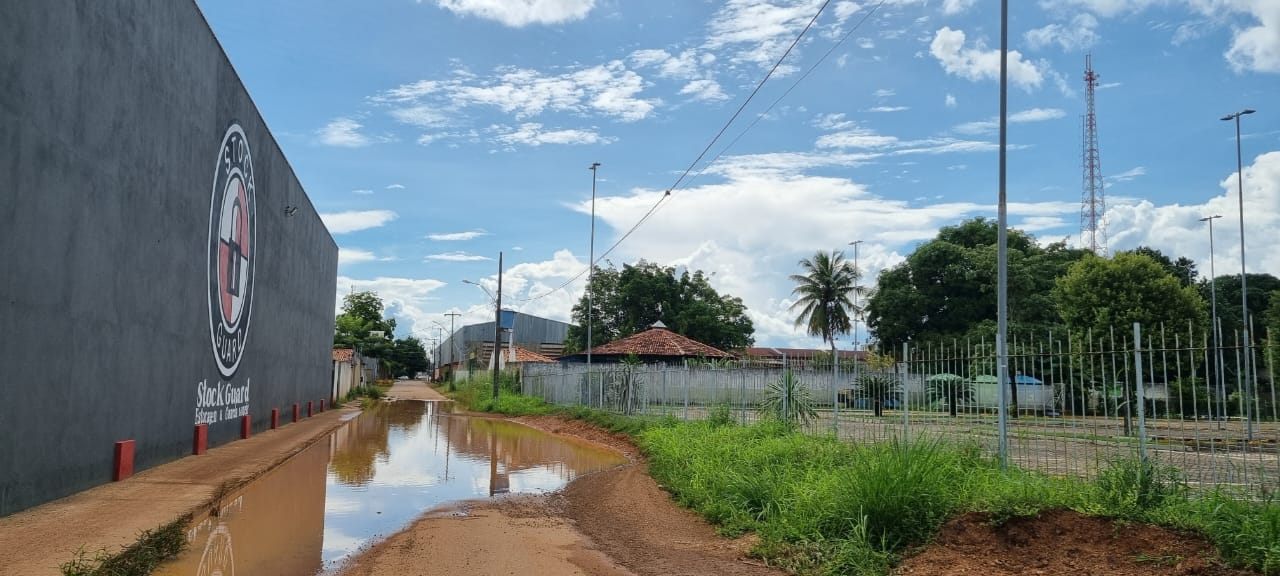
[113,440,135,481]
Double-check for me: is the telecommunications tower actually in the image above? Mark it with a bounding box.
[1081,53,1107,254]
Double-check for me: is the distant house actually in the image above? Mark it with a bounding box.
[740,347,866,369]
[560,321,732,365]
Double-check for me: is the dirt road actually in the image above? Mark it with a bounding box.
[339,415,785,576]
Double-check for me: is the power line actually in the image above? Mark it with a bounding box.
[516,0,840,304]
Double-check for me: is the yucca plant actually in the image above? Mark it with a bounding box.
[760,370,818,428]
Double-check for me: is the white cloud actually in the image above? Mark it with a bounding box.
[953,107,1065,135]
[857,37,875,49]
[1025,13,1100,51]
[945,93,957,108]
[426,252,493,262]
[390,105,449,127]
[386,184,406,190]
[428,230,489,241]
[704,0,827,74]
[813,112,856,130]
[867,105,910,112]
[378,61,659,122]
[1107,166,1146,183]
[339,248,378,266]
[353,189,374,195]
[493,123,614,146]
[318,118,373,147]
[335,275,449,339]
[320,210,398,234]
[929,27,1046,90]
[816,127,902,149]
[629,49,701,79]
[836,53,850,67]
[873,88,896,98]
[1103,152,1280,278]
[432,0,596,27]
[679,79,729,101]
[942,0,976,15]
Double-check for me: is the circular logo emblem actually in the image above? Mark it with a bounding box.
[207,123,257,378]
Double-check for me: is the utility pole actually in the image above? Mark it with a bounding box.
[1222,108,1255,439]
[492,251,503,400]
[445,311,461,374]
[1200,215,1225,424]
[588,162,600,395]
[996,0,1010,470]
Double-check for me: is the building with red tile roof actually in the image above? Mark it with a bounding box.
[561,322,732,363]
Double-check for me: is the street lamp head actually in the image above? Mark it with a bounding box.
[1242,109,1256,115]
[1200,215,1222,222]
[589,162,601,170]
[848,240,863,246]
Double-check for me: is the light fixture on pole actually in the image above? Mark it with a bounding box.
[588,162,600,393]
[1200,215,1226,424]
[1221,108,1255,440]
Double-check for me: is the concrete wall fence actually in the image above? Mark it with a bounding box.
[0,1,338,515]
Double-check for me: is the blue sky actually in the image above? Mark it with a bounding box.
[196,0,1280,350]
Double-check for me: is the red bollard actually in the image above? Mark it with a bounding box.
[193,424,208,455]
[271,408,279,429]
[113,440,135,481]
[320,399,326,412]
[292,403,299,423]
[240,414,251,439]
[307,401,313,418]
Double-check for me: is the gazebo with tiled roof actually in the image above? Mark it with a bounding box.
[561,321,732,364]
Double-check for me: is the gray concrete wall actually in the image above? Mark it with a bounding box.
[0,0,338,515]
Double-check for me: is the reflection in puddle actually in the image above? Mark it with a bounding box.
[155,401,625,575]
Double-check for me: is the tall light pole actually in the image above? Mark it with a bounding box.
[1200,215,1225,423]
[1221,108,1255,439]
[848,240,864,411]
[996,0,1010,469]
[588,162,600,388]
[492,252,504,400]
[445,312,461,376]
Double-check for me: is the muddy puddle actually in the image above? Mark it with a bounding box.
[154,400,625,576]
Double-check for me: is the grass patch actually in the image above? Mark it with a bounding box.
[61,514,189,576]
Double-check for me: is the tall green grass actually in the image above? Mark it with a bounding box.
[639,419,1280,575]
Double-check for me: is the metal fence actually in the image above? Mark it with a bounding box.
[522,322,1278,497]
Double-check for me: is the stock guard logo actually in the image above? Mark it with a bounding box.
[207,123,257,378]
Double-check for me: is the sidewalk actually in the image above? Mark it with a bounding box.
[0,402,362,576]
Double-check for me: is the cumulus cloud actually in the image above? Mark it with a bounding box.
[493,123,615,146]
[428,230,489,241]
[335,275,448,339]
[1025,13,1100,51]
[375,61,659,123]
[339,248,378,266]
[426,252,492,262]
[318,118,374,147]
[320,210,398,234]
[929,27,1046,90]
[945,93,957,108]
[432,0,596,27]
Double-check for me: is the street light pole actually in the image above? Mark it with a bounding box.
[588,162,600,394]
[492,251,504,400]
[848,240,863,413]
[1200,215,1225,424]
[445,312,461,371]
[1221,108,1255,439]
[996,0,1010,469]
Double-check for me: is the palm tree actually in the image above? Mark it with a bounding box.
[790,250,861,355]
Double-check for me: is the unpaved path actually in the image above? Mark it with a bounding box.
[385,380,447,401]
[340,414,785,576]
[0,401,360,576]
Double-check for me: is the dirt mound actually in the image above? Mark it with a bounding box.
[897,509,1252,576]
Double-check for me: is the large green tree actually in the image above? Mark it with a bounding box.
[1198,273,1280,346]
[1053,252,1208,335]
[865,218,1089,348]
[334,291,397,358]
[1124,246,1198,287]
[790,250,862,354]
[388,337,430,378]
[564,261,755,353]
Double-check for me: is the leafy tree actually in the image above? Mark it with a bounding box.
[334,291,397,358]
[389,337,430,378]
[1198,274,1280,346]
[1266,290,1280,341]
[1054,253,1208,334]
[865,218,1089,348]
[1123,246,1198,287]
[564,261,755,353]
[790,250,862,355]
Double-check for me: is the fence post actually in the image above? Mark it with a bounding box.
[683,369,690,421]
[902,342,910,436]
[1133,322,1147,464]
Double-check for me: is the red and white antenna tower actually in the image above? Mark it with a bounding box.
[1081,53,1107,254]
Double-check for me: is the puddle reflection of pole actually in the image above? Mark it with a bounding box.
[489,430,497,496]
